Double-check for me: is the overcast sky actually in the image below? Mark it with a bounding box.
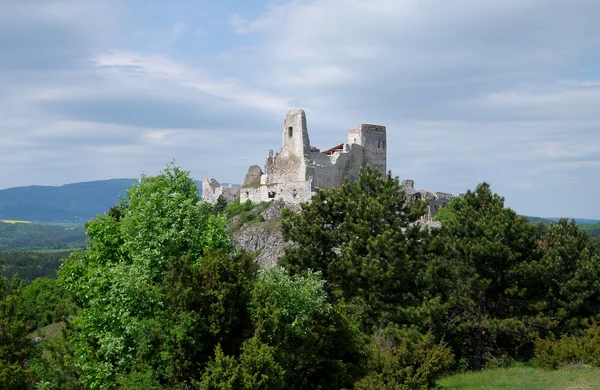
[1,0,599,219]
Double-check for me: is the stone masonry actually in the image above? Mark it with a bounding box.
[203,109,387,205]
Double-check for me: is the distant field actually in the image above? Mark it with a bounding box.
[1,220,32,224]
[438,364,600,389]
[0,221,86,252]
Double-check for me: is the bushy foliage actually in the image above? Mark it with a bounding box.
[5,165,600,388]
[22,278,74,330]
[0,275,35,389]
[0,251,73,284]
[355,326,454,390]
[33,321,83,390]
[198,339,285,390]
[250,267,367,389]
[424,184,548,368]
[532,219,600,335]
[161,250,258,384]
[223,199,269,231]
[58,164,235,388]
[281,166,429,328]
[534,325,600,369]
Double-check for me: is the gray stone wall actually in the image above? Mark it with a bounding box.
[360,124,387,174]
[243,165,263,187]
[240,181,313,204]
[264,110,311,185]
[400,179,456,219]
[202,178,240,204]
[310,144,363,190]
[206,109,388,206]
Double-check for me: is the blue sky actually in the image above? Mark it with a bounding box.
[1,0,599,219]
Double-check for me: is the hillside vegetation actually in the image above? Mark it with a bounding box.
[2,164,600,389]
[0,251,72,284]
[0,221,85,251]
[581,222,600,237]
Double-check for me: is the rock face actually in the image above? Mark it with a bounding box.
[232,200,296,268]
[400,179,456,220]
[231,183,454,267]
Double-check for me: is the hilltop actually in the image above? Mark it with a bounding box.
[0,179,137,223]
[0,179,224,223]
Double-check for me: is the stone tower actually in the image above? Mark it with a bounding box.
[263,109,312,184]
[348,124,387,174]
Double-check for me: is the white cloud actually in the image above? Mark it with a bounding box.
[94,51,290,112]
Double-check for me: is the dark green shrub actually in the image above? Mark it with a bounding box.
[198,340,285,390]
[534,325,600,369]
[355,326,454,390]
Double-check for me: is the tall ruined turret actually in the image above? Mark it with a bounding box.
[263,109,312,185]
[348,124,387,174]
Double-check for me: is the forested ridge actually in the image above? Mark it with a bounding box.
[0,222,85,252]
[2,164,600,389]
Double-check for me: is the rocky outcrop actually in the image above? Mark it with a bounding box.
[232,200,297,268]
[231,183,454,267]
[401,179,456,220]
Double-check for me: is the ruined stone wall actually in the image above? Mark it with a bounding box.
[263,110,311,185]
[360,124,387,174]
[202,178,240,204]
[310,144,364,190]
[209,109,388,206]
[240,181,313,204]
[401,179,455,218]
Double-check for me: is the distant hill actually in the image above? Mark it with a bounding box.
[0,179,218,224]
[0,179,137,223]
[546,217,600,225]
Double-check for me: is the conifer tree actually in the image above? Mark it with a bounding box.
[280,167,428,328]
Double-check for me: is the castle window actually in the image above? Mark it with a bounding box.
[268,191,276,199]
[288,127,293,138]
[378,140,381,149]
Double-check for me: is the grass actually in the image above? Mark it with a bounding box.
[438,364,600,389]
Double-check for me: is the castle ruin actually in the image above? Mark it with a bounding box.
[203,109,387,204]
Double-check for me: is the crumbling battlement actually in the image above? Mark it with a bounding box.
[202,109,455,211]
[204,109,387,205]
[400,180,456,221]
[201,178,240,205]
[235,109,387,204]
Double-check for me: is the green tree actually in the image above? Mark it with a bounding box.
[198,339,286,390]
[427,183,542,368]
[0,275,34,389]
[250,267,366,389]
[22,278,67,330]
[59,164,235,388]
[530,219,600,335]
[280,167,428,328]
[355,326,454,390]
[161,250,258,385]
